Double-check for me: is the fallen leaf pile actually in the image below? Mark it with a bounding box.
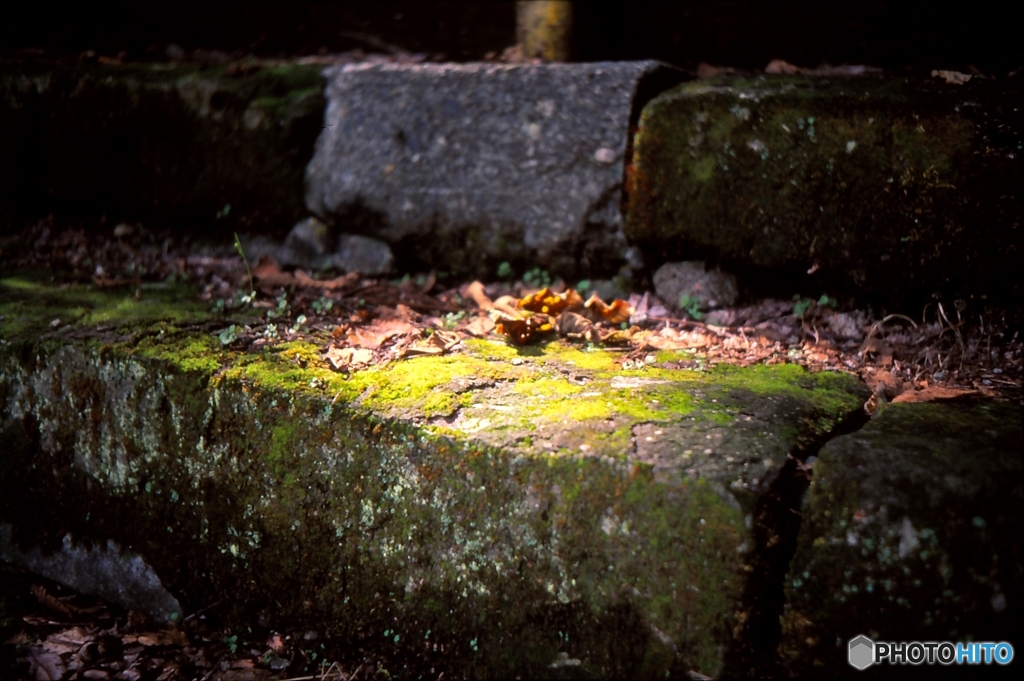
[2,569,374,680]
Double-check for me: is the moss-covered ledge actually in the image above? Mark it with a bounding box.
[0,275,868,677]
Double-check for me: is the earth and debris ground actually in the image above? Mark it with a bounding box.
[2,217,1021,680]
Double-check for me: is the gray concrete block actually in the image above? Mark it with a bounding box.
[306,61,684,278]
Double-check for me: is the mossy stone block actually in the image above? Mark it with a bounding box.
[0,274,869,677]
[627,75,1022,311]
[780,401,1023,677]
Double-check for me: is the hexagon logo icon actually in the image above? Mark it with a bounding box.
[848,635,874,670]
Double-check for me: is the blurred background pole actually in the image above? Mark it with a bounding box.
[516,1,573,62]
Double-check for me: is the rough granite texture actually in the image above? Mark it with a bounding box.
[627,75,1022,311]
[780,401,1023,678]
[305,61,685,279]
[0,273,868,678]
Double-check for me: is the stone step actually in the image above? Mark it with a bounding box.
[1,272,870,677]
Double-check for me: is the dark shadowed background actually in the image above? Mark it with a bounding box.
[2,1,1019,72]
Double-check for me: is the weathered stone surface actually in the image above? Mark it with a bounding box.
[653,261,739,311]
[627,75,1023,312]
[0,273,867,678]
[334,233,394,275]
[305,61,685,278]
[283,216,333,266]
[780,401,1023,677]
[0,62,325,234]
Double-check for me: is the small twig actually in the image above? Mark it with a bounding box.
[937,302,965,361]
[648,315,707,328]
[233,232,255,297]
[184,600,223,622]
[865,313,918,342]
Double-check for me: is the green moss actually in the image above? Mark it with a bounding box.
[1,274,213,342]
[143,335,222,374]
[537,341,618,371]
[511,377,583,397]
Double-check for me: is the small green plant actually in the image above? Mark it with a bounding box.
[792,295,813,318]
[576,279,591,294]
[311,296,333,314]
[793,294,837,318]
[678,294,704,320]
[523,267,551,289]
[218,325,240,346]
[497,261,514,279]
[233,232,255,299]
[443,310,466,329]
[223,634,238,654]
[217,203,232,220]
[289,314,307,334]
[267,292,290,320]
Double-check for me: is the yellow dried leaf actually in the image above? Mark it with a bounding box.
[494,313,554,345]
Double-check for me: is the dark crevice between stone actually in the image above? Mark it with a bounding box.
[620,65,691,236]
[723,405,871,678]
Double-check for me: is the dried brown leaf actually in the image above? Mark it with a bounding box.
[602,326,641,345]
[30,584,75,620]
[402,330,461,357]
[136,630,188,647]
[641,327,710,350]
[869,369,902,399]
[465,281,494,310]
[267,634,286,652]
[92,276,141,288]
[518,287,583,316]
[583,293,632,324]
[556,311,595,340]
[326,346,373,371]
[891,386,983,403]
[766,59,804,74]
[931,69,972,84]
[349,319,417,349]
[253,256,358,291]
[494,313,554,345]
[26,645,65,680]
[464,316,496,337]
[491,295,523,318]
[252,254,281,278]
